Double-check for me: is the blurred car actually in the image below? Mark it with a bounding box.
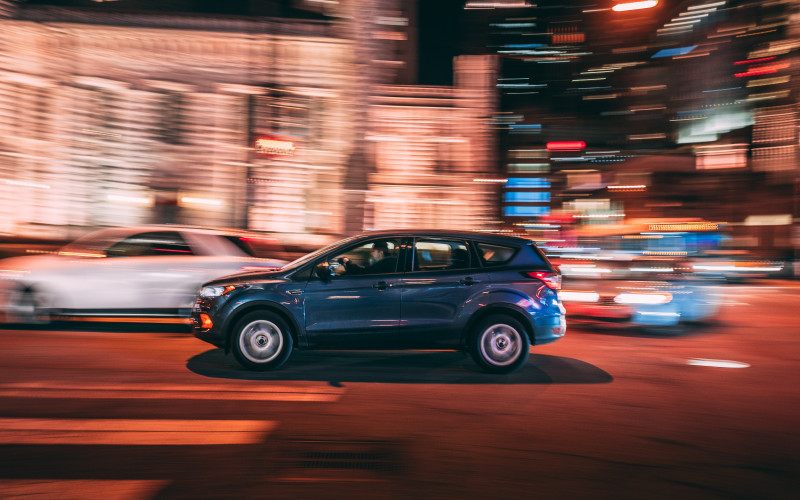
[192,230,566,374]
[556,257,722,333]
[690,250,786,282]
[0,226,287,324]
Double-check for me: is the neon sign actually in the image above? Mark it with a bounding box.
[255,137,296,156]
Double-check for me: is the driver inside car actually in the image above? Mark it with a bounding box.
[338,241,398,275]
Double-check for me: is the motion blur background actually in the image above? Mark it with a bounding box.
[0,0,797,272]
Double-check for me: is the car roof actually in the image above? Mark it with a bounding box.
[81,225,269,238]
[349,229,536,246]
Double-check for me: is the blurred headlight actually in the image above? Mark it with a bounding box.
[558,291,600,303]
[199,285,237,297]
[614,292,672,305]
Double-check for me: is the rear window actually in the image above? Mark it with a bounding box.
[475,242,517,266]
[413,239,471,271]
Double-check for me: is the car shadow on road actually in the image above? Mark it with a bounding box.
[570,319,727,338]
[186,349,613,385]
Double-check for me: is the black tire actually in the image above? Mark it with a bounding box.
[468,314,530,374]
[11,286,52,326]
[230,311,293,371]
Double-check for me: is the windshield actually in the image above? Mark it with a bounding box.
[281,235,360,271]
[58,228,133,256]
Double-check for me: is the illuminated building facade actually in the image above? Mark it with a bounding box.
[365,56,500,231]
[0,0,499,241]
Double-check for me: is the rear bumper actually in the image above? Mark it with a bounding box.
[531,302,567,346]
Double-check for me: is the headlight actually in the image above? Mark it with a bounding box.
[614,292,672,305]
[558,291,600,303]
[199,285,237,298]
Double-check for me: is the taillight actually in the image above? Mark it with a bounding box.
[525,270,561,290]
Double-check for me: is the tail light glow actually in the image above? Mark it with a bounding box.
[525,271,561,290]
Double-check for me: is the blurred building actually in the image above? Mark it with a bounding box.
[365,56,499,230]
[467,0,800,262]
[0,0,499,241]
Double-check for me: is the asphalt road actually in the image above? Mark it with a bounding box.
[0,282,798,499]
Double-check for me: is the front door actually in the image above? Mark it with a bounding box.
[303,237,405,348]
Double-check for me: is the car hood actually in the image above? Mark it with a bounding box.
[0,253,286,277]
[0,254,75,273]
[202,270,287,287]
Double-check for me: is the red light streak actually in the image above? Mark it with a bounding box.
[153,248,192,253]
[546,141,586,151]
[734,56,776,65]
[734,62,789,78]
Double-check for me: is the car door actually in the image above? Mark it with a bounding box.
[98,230,198,312]
[399,237,488,348]
[302,237,405,348]
[57,230,190,312]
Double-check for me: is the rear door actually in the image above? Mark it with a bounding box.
[399,237,488,348]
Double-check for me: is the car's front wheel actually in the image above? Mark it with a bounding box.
[231,311,293,371]
[9,286,52,326]
[469,314,530,374]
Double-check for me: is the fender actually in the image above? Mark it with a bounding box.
[218,287,307,353]
[456,288,544,344]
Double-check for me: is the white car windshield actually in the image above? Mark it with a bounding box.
[59,228,135,256]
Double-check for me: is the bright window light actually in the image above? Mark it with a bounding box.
[558,291,600,303]
[614,292,672,305]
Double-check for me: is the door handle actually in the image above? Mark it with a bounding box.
[373,281,392,290]
[460,277,478,285]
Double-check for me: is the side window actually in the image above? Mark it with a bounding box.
[413,239,471,271]
[325,238,401,276]
[475,242,517,267]
[106,231,194,257]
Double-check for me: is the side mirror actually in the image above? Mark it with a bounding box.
[315,262,334,281]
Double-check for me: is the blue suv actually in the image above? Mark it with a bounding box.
[192,230,566,374]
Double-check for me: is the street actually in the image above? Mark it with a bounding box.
[0,282,798,499]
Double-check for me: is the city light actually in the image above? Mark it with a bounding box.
[612,1,658,12]
[546,141,586,151]
[254,137,296,156]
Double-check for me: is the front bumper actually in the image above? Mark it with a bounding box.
[191,298,226,347]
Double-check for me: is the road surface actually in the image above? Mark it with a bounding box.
[0,282,798,499]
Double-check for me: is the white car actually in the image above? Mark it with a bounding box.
[0,226,288,325]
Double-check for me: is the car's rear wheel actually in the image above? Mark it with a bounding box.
[469,314,530,374]
[231,311,293,371]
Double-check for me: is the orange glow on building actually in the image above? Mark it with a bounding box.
[254,137,296,156]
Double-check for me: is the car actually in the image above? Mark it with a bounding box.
[192,230,566,374]
[556,256,722,333]
[0,225,288,324]
[689,250,787,282]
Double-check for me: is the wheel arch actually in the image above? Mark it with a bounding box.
[222,300,302,354]
[462,303,534,346]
